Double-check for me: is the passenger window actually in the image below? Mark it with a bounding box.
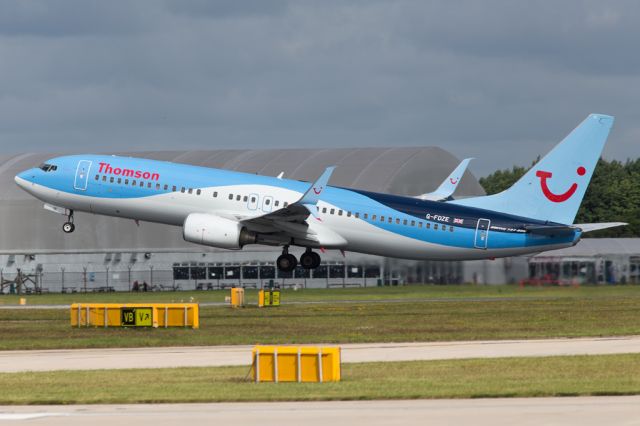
[236,195,241,201]
[139,181,144,187]
[125,179,129,185]
[188,188,193,194]
[364,213,369,219]
[132,180,136,186]
[243,195,248,202]
[109,177,114,183]
[338,210,343,216]
[388,217,392,223]
[347,211,351,217]
[411,220,416,226]
[372,214,376,220]
[164,184,168,190]
[330,209,335,215]
[403,219,407,225]
[117,178,122,184]
[181,187,186,193]
[284,202,288,207]
[450,226,454,232]
[213,191,218,197]
[442,225,447,231]
[156,183,161,190]
[355,212,359,219]
[102,176,107,182]
[395,218,400,224]
[426,223,431,229]
[419,222,423,228]
[229,194,233,200]
[94,175,99,181]
[322,207,327,213]
[275,200,280,207]
[434,224,438,230]
[197,189,201,195]
[147,182,152,188]
[251,196,256,202]
[380,216,385,222]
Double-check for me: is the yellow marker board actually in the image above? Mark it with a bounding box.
[70,303,199,328]
[121,307,153,327]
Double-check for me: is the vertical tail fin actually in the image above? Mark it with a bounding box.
[451,114,614,224]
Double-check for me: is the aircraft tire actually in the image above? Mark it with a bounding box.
[277,253,297,272]
[62,222,75,233]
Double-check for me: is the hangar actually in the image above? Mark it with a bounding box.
[1,147,492,292]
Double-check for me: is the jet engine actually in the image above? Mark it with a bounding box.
[183,213,256,249]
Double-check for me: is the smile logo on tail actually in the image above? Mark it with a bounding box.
[313,186,323,195]
[535,167,586,203]
[449,177,458,184]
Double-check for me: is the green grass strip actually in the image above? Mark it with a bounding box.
[1,354,639,404]
[2,291,640,350]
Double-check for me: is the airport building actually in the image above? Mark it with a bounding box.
[1,147,492,293]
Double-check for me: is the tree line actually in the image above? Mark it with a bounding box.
[478,158,640,237]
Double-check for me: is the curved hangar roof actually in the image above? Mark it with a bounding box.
[0,147,485,253]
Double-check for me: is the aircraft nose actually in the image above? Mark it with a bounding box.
[15,169,33,189]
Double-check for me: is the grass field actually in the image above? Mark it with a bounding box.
[1,285,639,350]
[1,354,639,404]
[2,284,640,305]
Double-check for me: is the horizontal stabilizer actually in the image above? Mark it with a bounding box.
[575,222,628,233]
[525,225,576,236]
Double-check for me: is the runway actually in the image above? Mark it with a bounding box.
[0,397,639,425]
[1,335,639,373]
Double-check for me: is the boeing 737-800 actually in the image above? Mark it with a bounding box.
[15,114,625,272]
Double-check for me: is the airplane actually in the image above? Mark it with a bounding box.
[15,113,626,272]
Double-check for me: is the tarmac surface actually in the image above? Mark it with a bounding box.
[1,335,639,373]
[1,397,639,425]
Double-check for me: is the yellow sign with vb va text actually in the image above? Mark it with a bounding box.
[121,307,153,327]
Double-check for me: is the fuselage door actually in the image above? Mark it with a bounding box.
[262,195,273,213]
[474,218,491,249]
[247,193,259,210]
[73,160,92,191]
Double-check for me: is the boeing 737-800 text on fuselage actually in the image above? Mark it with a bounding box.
[15,114,625,271]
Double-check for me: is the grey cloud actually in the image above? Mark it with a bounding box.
[0,0,638,177]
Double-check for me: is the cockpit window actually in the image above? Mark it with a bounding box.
[38,163,58,172]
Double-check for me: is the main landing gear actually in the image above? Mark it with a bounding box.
[62,210,75,233]
[276,247,321,272]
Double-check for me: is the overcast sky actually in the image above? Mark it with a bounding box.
[1,0,639,176]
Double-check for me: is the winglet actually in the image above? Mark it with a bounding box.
[300,166,335,205]
[416,158,473,201]
[298,166,335,218]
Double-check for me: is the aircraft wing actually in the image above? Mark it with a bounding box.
[415,158,473,201]
[238,166,347,247]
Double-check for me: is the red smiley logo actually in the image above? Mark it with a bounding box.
[449,177,458,185]
[313,186,322,195]
[535,167,586,203]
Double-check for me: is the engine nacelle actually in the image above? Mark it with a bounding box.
[183,213,256,250]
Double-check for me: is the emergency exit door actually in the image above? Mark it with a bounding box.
[74,160,92,191]
[474,218,490,249]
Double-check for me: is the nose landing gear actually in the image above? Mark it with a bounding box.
[62,210,75,233]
